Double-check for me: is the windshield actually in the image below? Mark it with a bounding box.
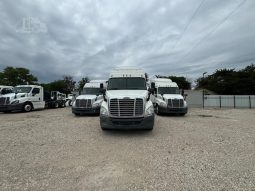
[108,77,146,90]
[13,87,32,93]
[82,88,101,95]
[158,87,180,94]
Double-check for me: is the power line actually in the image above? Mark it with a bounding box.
[181,0,247,60]
[172,0,206,49]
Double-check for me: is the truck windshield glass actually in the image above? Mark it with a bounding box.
[82,88,101,95]
[13,87,32,93]
[108,78,146,90]
[158,87,180,94]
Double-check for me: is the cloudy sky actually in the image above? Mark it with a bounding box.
[0,0,254,83]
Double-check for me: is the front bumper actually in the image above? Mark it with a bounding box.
[0,103,24,112]
[158,105,188,114]
[100,114,154,130]
[72,106,100,115]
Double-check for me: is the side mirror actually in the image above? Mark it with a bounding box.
[148,88,154,94]
[100,83,104,89]
[151,82,155,89]
[183,94,188,100]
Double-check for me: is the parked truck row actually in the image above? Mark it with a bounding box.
[0,85,69,113]
[70,69,188,131]
[0,68,188,131]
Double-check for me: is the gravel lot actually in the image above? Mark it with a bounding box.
[0,108,255,191]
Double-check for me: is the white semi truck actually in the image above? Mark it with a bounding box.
[150,78,188,115]
[72,80,107,115]
[99,69,155,130]
[0,85,66,113]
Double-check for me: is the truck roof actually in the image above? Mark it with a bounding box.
[0,85,13,89]
[84,80,107,88]
[151,78,172,83]
[151,78,178,88]
[109,68,146,78]
[15,85,42,88]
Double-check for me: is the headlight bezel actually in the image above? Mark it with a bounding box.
[11,100,19,104]
[159,102,167,108]
[145,105,154,116]
[92,103,100,108]
[100,106,108,116]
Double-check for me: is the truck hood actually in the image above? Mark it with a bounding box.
[0,93,27,99]
[76,94,98,100]
[162,94,184,100]
[106,90,148,99]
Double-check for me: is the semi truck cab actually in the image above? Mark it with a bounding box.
[0,85,45,112]
[100,69,154,130]
[72,80,106,115]
[150,78,188,115]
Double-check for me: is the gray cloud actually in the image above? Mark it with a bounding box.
[0,0,254,83]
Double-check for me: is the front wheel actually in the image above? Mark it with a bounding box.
[154,105,160,115]
[23,103,33,112]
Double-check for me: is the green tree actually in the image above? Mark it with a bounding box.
[41,80,66,93]
[196,64,255,95]
[0,66,38,86]
[78,77,90,92]
[63,76,76,93]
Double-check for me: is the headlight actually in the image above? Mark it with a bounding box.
[72,100,76,107]
[11,100,19,104]
[159,102,167,108]
[145,105,154,116]
[92,103,100,108]
[100,106,108,116]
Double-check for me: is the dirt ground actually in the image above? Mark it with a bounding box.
[0,108,254,191]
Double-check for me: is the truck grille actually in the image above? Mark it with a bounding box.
[168,99,184,108]
[0,97,10,105]
[110,98,144,117]
[75,99,92,108]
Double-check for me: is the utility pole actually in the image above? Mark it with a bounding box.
[202,72,207,109]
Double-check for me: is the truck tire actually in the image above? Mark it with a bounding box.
[55,102,59,108]
[154,105,160,115]
[23,102,33,112]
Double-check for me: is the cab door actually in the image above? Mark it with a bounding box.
[31,87,45,109]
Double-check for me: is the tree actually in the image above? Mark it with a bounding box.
[78,77,90,92]
[63,76,76,93]
[41,80,66,93]
[196,64,255,95]
[0,67,38,86]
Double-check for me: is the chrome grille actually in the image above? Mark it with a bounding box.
[0,97,10,105]
[75,99,92,108]
[110,98,144,117]
[168,99,184,108]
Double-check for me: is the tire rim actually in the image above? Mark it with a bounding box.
[25,105,32,112]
